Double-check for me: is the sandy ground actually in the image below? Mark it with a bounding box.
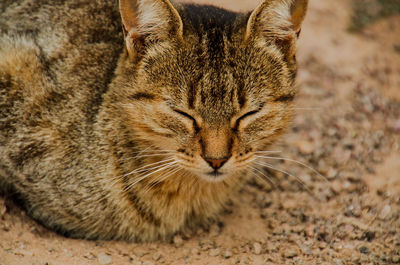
[1,0,400,264]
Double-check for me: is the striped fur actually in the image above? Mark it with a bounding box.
[0,0,307,241]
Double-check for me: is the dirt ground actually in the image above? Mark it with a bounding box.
[1,0,400,264]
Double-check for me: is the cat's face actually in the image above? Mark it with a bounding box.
[116,0,307,181]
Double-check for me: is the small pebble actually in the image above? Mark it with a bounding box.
[98,253,112,265]
[362,231,376,242]
[13,249,33,257]
[0,198,6,217]
[392,255,400,263]
[83,252,96,260]
[152,253,161,261]
[199,239,216,250]
[223,249,233,259]
[253,242,262,255]
[284,249,298,258]
[143,261,155,265]
[345,204,361,217]
[191,248,200,255]
[388,119,400,133]
[343,139,354,149]
[379,205,391,220]
[359,245,370,254]
[300,244,312,255]
[209,223,221,237]
[135,251,147,257]
[327,168,338,180]
[173,235,183,247]
[296,140,315,155]
[233,257,241,264]
[305,225,315,237]
[209,248,220,257]
[333,259,345,265]
[2,224,10,232]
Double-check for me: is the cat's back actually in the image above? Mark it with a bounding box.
[0,0,121,40]
[0,0,123,181]
[0,0,123,133]
[0,0,123,83]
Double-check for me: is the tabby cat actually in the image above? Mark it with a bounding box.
[0,0,308,242]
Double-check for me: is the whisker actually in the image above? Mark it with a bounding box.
[144,167,183,193]
[255,155,329,184]
[105,159,176,191]
[100,157,179,199]
[127,146,162,156]
[249,165,277,188]
[246,134,275,145]
[127,150,175,156]
[127,158,174,174]
[117,145,175,161]
[119,158,176,179]
[118,152,175,162]
[131,160,178,180]
[265,104,322,111]
[158,167,182,183]
[255,161,315,197]
[124,153,175,159]
[254,151,282,154]
[235,156,257,166]
[292,107,322,110]
[123,162,178,192]
[128,149,175,154]
[104,176,123,190]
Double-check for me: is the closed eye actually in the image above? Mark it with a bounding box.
[173,109,200,133]
[234,110,259,130]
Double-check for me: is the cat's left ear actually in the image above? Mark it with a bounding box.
[119,0,183,61]
[245,0,308,59]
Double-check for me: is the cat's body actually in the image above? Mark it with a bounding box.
[0,0,308,241]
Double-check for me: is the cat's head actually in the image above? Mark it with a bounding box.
[114,0,308,181]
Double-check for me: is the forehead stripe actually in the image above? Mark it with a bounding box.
[187,81,196,109]
[129,92,156,101]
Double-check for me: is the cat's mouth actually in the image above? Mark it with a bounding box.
[193,167,234,182]
[206,170,224,177]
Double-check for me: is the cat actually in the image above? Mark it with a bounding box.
[0,0,308,242]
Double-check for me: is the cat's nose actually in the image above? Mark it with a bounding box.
[204,157,229,170]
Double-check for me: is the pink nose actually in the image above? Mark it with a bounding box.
[204,158,229,170]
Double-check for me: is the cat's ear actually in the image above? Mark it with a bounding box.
[119,0,183,60]
[245,0,308,58]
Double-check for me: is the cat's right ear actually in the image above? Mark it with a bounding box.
[119,0,183,61]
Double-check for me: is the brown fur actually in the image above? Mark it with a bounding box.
[0,0,308,242]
